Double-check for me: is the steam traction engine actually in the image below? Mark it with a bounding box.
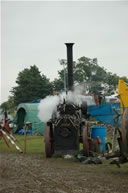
[45,43,89,157]
[45,99,88,157]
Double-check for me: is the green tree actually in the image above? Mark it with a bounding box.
[73,57,108,94]
[52,59,68,92]
[11,65,53,105]
[0,96,16,114]
[52,78,64,92]
[0,101,9,112]
[53,57,127,96]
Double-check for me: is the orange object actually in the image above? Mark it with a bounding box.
[114,99,120,103]
[97,136,102,144]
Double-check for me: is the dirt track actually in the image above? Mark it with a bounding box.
[0,152,128,193]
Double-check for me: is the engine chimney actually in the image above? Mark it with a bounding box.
[65,43,74,91]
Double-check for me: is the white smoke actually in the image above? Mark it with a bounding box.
[38,95,60,122]
[38,85,95,123]
[67,85,85,106]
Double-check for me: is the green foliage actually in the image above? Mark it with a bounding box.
[3,58,128,111]
[74,57,93,82]
[52,78,64,92]
[105,73,119,95]
[0,96,16,114]
[55,57,125,96]
[73,57,109,94]
[0,102,8,112]
[11,65,53,105]
[52,59,66,91]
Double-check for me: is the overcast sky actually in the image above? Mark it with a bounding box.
[1,0,128,104]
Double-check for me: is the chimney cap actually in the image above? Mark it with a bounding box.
[65,43,74,46]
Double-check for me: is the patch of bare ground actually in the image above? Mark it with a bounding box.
[0,152,128,193]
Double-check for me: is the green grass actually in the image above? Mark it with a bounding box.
[0,134,115,154]
[0,134,45,154]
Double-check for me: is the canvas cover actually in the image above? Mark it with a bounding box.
[13,103,45,135]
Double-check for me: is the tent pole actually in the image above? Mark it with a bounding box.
[24,125,27,153]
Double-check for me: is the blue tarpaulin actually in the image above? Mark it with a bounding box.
[88,102,122,127]
[18,129,36,136]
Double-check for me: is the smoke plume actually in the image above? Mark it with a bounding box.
[38,85,95,123]
[38,95,60,122]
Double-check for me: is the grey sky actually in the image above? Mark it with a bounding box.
[1,0,128,104]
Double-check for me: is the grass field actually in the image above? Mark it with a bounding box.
[0,133,119,155]
[0,134,45,154]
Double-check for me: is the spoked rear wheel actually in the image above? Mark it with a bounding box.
[45,125,54,158]
[82,122,90,156]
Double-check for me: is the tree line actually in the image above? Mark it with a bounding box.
[1,57,128,113]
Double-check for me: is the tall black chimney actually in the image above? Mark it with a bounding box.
[65,43,74,91]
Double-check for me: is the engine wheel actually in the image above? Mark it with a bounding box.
[82,123,90,156]
[45,125,54,158]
